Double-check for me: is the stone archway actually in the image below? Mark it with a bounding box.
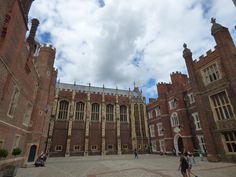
[27,145,37,162]
[174,134,184,155]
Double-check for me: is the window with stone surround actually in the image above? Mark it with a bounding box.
[197,135,206,154]
[106,104,114,121]
[188,93,195,104]
[55,145,62,151]
[169,98,177,110]
[122,144,128,149]
[192,112,201,130]
[73,145,81,151]
[91,145,97,151]
[134,104,141,136]
[170,112,179,127]
[201,62,221,85]
[23,102,33,126]
[157,123,164,136]
[120,105,127,122]
[58,100,69,120]
[156,106,161,116]
[91,103,99,121]
[209,91,234,120]
[107,144,113,150]
[149,124,155,137]
[222,131,236,153]
[140,104,146,137]
[75,102,84,120]
[8,87,20,117]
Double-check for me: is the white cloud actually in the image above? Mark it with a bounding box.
[29,0,236,101]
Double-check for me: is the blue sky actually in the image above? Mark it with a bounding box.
[30,0,236,103]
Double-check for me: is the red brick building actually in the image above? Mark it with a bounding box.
[0,0,57,168]
[48,83,149,156]
[147,73,200,156]
[147,19,236,162]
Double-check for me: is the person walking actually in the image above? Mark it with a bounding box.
[134,148,138,159]
[178,153,189,177]
[186,152,198,177]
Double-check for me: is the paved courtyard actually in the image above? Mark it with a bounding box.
[16,155,236,177]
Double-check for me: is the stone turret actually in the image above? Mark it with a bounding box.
[182,43,195,79]
[211,18,235,48]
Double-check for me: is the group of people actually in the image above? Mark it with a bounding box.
[179,152,198,177]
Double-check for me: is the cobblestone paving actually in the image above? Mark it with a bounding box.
[16,155,236,177]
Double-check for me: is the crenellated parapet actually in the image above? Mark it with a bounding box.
[193,47,216,63]
[40,43,56,54]
[170,71,183,75]
[40,43,56,50]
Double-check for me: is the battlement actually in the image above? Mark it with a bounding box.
[57,83,138,97]
[170,71,182,75]
[40,43,56,51]
[195,47,216,62]
[157,82,169,85]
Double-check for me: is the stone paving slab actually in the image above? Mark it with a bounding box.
[15,155,236,177]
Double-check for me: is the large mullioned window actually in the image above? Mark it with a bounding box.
[58,100,69,120]
[223,131,236,153]
[120,105,127,122]
[75,102,84,120]
[210,91,234,120]
[106,104,114,121]
[134,104,141,136]
[91,103,99,121]
[8,87,20,117]
[202,63,221,84]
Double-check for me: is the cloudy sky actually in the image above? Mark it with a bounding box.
[29,0,236,102]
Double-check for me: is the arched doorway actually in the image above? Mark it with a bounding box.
[178,136,184,153]
[28,145,37,162]
[174,134,184,155]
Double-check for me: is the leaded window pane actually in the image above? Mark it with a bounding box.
[91,103,99,121]
[75,102,84,120]
[106,104,113,121]
[120,105,127,122]
[58,100,69,120]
